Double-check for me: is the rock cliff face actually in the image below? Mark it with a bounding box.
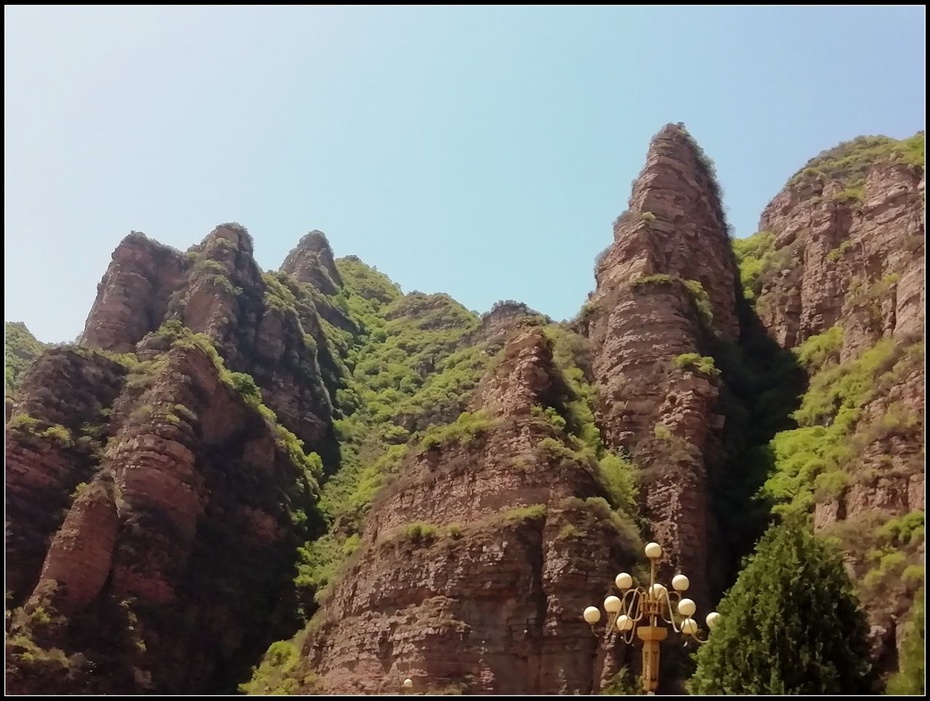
[280,230,345,296]
[580,123,741,606]
[470,301,551,346]
[79,224,341,465]
[5,327,321,694]
[80,232,187,354]
[6,349,127,604]
[5,126,924,696]
[745,134,925,673]
[289,328,641,695]
[5,226,356,694]
[755,159,924,353]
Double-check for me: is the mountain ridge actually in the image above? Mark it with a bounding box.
[4,124,924,695]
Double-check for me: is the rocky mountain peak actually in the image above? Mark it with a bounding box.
[6,125,924,696]
[593,123,738,340]
[80,232,186,352]
[474,327,572,419]
[202,222,255,256]
[469,301,550,346]
[280,229,343,294]
[578,124,744,609]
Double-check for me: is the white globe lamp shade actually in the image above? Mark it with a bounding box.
[649,583,667,600]
[615,572,633,590]
[706,611,721,630]
[671,574,690,592]
[616,614,634,631]
[644,542,662,559]
[681,618,699,636]
[403,678,413,689]
[583,606,602,625]
[678,598,697,617]
[604,595,622,613]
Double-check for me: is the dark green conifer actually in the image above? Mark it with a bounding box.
[689,517,876,695]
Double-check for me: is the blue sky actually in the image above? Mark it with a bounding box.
[4,6,925,343]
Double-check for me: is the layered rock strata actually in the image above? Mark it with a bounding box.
[299,328,641,695]
[581,124,740,606]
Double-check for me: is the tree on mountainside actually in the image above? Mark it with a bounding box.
[689,517,876,695]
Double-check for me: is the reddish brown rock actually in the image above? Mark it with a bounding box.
[582,124,737,608]
[591,124,739,340]
[757,162,924,355]
[299,328,641,695]
[280,230,344,295]
[80,224,339,462]
[80,232,186,353]
[5,348,126,604]
[470,301,550,346]
[5,334,321,695]
[34,476,120,610]
[756,139,925,677]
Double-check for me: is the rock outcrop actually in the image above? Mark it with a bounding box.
[79,224,340,464]
[470,301,551,346]
[280,230,344,296]
[581,124,740,606]
[6,329,321,694]
[286,328,642,695]
[80,232,186,353]
[747,134,925,674]
[6,348,127,604]
[756,161,924,354]
[6,126,923,696]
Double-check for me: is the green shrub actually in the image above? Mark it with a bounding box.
[795,325,843,370]
[630,273,673,288]
[886,589,925,694]
[419,411,495,450]
[789,132,925,189]
[502,504,547,523]
[403,522,439,544]
[674,353,720,377]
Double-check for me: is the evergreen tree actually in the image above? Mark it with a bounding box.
[689,517,876,695]
[886,587,924,695]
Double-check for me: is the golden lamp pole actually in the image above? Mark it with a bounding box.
[582,541,721,694]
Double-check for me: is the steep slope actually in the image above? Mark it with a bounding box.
[740,132,925,676]
[79,225,341,466]
[5,226,352,694]
[578,123,743,608]
[245,325,642,695]
[293,286,552,615]
[6,327,322,694]
[5,321,49,417]
[5,125,923,696]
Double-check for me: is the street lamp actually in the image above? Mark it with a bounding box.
[582,541,721,694]
[402,678,413,694]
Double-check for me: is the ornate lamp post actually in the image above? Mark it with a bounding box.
[582,541,721,694]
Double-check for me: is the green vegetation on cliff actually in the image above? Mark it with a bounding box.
[294,260,498,608]
[790,131,925,188]
[762,335,921,513]
[5,322,48,396]
[887,586,925,695]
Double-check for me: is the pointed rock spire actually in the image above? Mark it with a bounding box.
[595,123,739,339]
[280,230,344,295]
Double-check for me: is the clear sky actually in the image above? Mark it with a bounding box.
[4,6,925,343]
